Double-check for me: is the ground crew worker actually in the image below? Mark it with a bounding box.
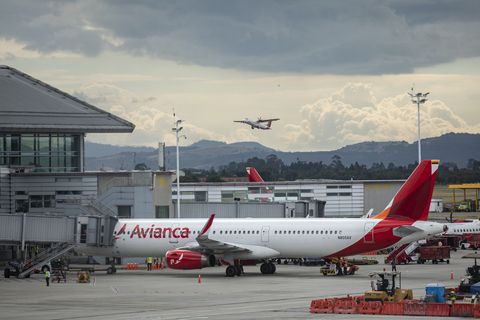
[450,290,457,304]
[391,258,397,272]
[147,256,153,271]
[45,270,51,287]
[341,258,348,275]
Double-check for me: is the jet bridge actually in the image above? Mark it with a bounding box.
[1,212,118,278]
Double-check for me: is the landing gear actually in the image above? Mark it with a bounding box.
[226,266,236,277]
[225,265,244,277]
[260,262,276,275]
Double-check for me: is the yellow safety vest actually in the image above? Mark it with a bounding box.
[147,257,153,264]
[45,271,50,278]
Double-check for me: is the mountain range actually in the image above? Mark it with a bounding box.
[85,132,480,171]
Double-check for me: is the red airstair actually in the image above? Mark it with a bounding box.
[385,242,420,264]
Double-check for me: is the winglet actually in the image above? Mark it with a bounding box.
[199,213,215,237]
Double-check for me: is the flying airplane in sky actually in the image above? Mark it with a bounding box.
[79,160,446,277]
[234,117,280,130]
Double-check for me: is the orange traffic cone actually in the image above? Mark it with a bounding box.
[198,274,202,284]
[451,272,454,280]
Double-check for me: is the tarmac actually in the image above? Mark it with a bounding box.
[0,250,475,320]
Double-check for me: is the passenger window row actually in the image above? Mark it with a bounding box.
[454,228,480,233]
[274,230,342,235]
[212,230,260,235]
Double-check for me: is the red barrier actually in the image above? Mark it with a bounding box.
[310,299,334,313]
[381,302,404,315]
[403,300,426,316]
[358,301,382,314]
[425,303,450,317]
[451,303,474,317]
[473,304,480,318]
[333,299,358,314]
[310,299,321,313]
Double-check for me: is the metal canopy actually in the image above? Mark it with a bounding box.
[0,65,135,133]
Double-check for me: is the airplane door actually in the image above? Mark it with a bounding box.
[169,224,179,244]
[364,222,375,243]
[261,226,270,243]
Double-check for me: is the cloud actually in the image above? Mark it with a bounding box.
[0,38,80,59]
[1,1,479,74]
[283,83,480,150]
[70,81,480,152]
[74,83,224,147]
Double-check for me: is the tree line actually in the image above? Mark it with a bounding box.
[181,155,480,184]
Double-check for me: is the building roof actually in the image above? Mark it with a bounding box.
[0,65,135,133]
[449,183,480,190]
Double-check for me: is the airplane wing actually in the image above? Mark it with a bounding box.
[257,118,279,123]
[178,214,279,258]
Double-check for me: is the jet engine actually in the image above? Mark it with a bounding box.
[165,249,216,270]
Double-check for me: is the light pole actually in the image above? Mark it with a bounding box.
[172,114,185,218]
[408,90,429,163]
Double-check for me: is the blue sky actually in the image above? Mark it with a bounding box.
[1,0,479,151]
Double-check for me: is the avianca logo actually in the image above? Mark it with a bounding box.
[170,253,184,265]
[112,224,127,240]
[113,224,190,240]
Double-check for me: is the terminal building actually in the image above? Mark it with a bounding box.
[0,65,174,263]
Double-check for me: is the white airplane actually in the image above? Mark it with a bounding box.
[445,220,480,235]
[234,117,280,130]
[79,160,446,277]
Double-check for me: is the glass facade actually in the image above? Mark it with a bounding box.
[0,133,82,172]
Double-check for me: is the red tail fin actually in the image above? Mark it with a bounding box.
[375,160,439,221]
[246,167,264,182]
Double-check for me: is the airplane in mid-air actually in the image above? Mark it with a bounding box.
[78,160,446,277]
[234,117,280,130]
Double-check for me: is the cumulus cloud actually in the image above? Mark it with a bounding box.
[69,81,480,151]
[74,83,224,147]
[1,1,479,74]
[283,83,480,150]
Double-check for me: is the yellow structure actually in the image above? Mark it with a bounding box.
[448,183,480,211]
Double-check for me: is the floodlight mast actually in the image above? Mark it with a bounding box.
[172,112,185,218]
[408,90,429,163]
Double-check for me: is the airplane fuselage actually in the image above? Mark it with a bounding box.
[84,217,445,259]
[446,220,480,235]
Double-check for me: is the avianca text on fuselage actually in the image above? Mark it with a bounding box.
[115,224,190,239]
